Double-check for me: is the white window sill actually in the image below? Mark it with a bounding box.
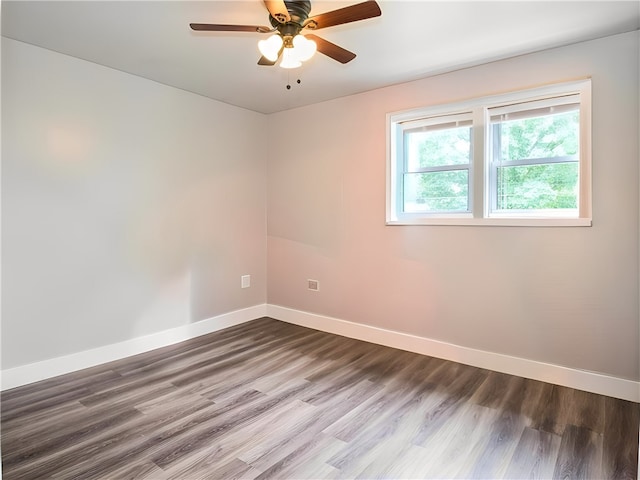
[386,217,592,227]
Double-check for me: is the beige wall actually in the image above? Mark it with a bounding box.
[267,31,640,381]
[2,38,268,369]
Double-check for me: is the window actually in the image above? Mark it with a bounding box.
[387,80,591,226]
[400,113,472,214]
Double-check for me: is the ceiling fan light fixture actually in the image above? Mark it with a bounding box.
[280,47,302,69]
[292,34,317,62]
[258,34,283,61]
[278,34,316,69]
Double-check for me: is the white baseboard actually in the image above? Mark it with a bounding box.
[3,303,638,403]
[267,304,640,403]
[1,304,267,391]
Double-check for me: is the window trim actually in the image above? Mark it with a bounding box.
[386,79,592,227]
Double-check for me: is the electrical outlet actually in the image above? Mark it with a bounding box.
[241,275,251,288]
[307,279,319,291]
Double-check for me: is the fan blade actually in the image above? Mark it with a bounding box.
[306,34,356,64]
[258,56,276,66]
[307,1,381,30]
[190,23,268,33]
[263,0,290,23]
[258,47,283,66]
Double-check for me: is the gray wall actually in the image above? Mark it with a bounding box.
[2,38,267,369]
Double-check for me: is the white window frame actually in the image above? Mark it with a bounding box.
[386,79,592,226]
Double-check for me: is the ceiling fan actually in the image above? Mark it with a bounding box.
[190,0,382,68]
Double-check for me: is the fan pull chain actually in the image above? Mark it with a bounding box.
[286,69,302,90]
[286,79,302,90]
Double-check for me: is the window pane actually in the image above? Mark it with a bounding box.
[496,163,578,210]
[404,170,468,213]
[493,109,579,162]
[405,126,471,170]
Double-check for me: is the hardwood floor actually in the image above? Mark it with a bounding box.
[2,317,638,479]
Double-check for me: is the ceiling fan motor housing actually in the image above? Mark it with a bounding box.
[269,0,312,29]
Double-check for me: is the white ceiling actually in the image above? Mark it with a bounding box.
[2,1,639,114]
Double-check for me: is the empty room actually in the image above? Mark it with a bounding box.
[2,1,639,478]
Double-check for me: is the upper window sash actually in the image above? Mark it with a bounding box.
[398,113,473,170]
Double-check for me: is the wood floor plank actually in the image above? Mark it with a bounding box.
[419,403,502,479]
[168,330,317,388]
[149,383,315,471]
[1,370,123,415]
[243,379,383,472]
[411,364,489,447]
[470,370,514,409]
[91,460,168,480]
[9,392,219,479]
[531,383,575,436]
[1,317,637,480]
[518,378,549,420]
[176,456,261,480]
[2,406,144,470]
[253,432,345,480]
[335,382,448,479]
[112,317,280,371]
[568,388,606,433]
[459,410,528,479]
[192,342,315,401]
[0,400,87,455]
[327,361,478,478]
[504,426,562,479]
[158,398,298,480]
[552,424,603,479]
[1,386,93,424]
[601,396,640,479]
[322,354,446,443]
[234,397,324,468]
[370,443,433,479]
